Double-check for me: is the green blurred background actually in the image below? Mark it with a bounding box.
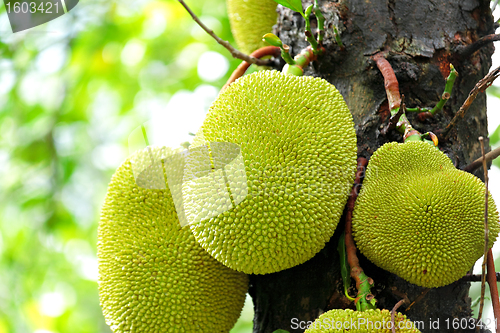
[0,0,500,332]
[0,0,255,331]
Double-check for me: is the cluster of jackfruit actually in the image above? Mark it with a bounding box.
[96,42,500,331]
[352,141,500,288]
[227,0,277,54]
[97,67,357,331]
[98,147,248,332]
[304,309,421,333]
[189,70,357,274]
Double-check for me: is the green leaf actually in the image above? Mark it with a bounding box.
[273,0,304,16]
[337,233,355,301]
[262,33,283,47]
[272,330,290,333]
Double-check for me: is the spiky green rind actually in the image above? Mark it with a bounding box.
[352,141,500,288]
[190,70,357,274]
[304,309,421,332]
[227,0,278,54]
[98,148,248,332]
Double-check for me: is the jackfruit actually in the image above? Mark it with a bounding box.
[227,0,277,54]
[97,147,248,332]
[188,70,357,274]
[352,141,500,288]
[303,309,421,332]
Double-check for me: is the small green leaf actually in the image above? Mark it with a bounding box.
[273,0,304,16]
[305,4,313,17]
[263,33,283,47]
[272,330,290,333]
[337,233,355,301]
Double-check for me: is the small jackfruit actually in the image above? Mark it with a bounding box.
[352,141,500,288]
[189,70,357,274]
[227,0,277,54]
[303,309,421,332]
[98,147,248,332]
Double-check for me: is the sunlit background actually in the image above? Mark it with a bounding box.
[0,0,499,332]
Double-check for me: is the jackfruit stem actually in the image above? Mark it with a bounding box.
[304,5,319,52]
[345,157,377,311]
[406,64,458,115]
[333,27,344,50]
[222,46,281,91]
[373,53,424,142]
[280,44,296,65]
[313,0,325,45]
[262,34,296,65]
[282,46,321,76]
[304,1,326,54]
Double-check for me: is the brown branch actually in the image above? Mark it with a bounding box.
[461,272,500,282]
[442,66,500,139]
[345,158,370,291]
[373,53,401,111]
[178,0,270,66]
[487,249,500,333]
[220,46,281,92]
[391,299,408,333]
[463,146,500,173]
[458,34,500,59]
[478,137,489,326]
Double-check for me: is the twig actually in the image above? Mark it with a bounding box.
[462,272,500,282]
[221,46,281,92]
[442,66,500,139]
[477,137,489,327]
[487,249,500,333]
[463,146,500,173]
[391,299,408,333]
[345,157,376,311]
[178,0,269,66]
[458,34,500,59]
[405,288,430,312]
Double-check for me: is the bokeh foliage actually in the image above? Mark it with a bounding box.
[0,0,254,331]
[1,0,500,332]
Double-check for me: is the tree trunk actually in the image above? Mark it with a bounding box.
[249,0,495,332]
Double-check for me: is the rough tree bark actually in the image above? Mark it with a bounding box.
[248,0,496,332]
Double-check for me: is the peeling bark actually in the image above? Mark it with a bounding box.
[249,0,495,332]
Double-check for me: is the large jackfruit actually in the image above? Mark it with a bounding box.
[189,70,357,274]
[303,309,421,332]
[227,0,277,54]
[98,147,248,332]
[352,141,500,288]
